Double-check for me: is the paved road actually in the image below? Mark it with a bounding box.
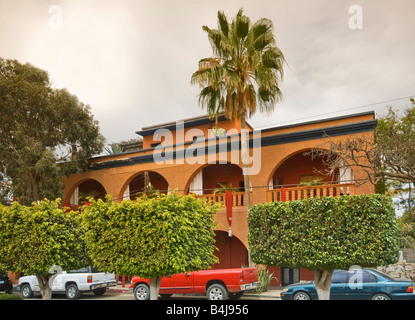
[22,291,277,300]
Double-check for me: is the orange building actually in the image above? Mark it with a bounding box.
[62,111,376,286]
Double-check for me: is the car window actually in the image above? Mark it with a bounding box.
[69,267,92,273]
[370,269,394,281]
[331,271,348,283]
[362,271,377,283]
[347,270,377,284]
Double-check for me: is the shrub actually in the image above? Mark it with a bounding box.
[248,194,400,299]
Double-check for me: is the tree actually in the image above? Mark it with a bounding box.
[0,200,90,299]
[191,9,285,210]
[309,99,415,187]
[248,194,400,300]
[82,192,220,300]
[0,170,12,205]
[0,58,105,205]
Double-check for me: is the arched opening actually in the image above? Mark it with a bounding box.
[213,231,248,269]
[269,149,341,189]
[68,179,107,207]
[125,171,169,200]
[187,162,245,195]
[266,149,355,202]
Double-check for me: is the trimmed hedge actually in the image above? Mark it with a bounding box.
[82,192,220,278]
[248,194,400,270]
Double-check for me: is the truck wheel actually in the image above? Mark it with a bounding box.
[134,283,150,300]
[66,284,81,299]
[21,283,33,299]
[207,284,228,300]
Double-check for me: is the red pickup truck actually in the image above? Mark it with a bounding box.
[129,268,259,300]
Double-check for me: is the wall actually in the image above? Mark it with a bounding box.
[377,263,415,281]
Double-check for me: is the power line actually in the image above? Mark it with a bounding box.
[255,94,415,130]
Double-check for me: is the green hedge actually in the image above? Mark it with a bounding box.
[248,194,400,270]
[82,192,220,278]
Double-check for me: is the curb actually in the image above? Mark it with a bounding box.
[107,286,281,299]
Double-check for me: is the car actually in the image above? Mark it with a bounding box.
[129,267,259,300]
[17,267,116,299]
[0,274,13,294]
[280,268,415,300]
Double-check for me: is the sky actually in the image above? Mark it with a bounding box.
[1,0,414,145]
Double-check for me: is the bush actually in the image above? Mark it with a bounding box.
[248,194,400,271]
[255,266,276,293]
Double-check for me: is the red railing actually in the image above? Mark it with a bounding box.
[195,191,250,207]
[266,183,356,202]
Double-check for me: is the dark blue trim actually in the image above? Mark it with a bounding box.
[88,119,377,171]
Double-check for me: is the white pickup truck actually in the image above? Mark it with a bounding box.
[17,267,117,299]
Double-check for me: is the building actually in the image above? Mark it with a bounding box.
[62,111,376,286]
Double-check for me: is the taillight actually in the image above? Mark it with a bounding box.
[239,271,244,282]
[406,286,413,293]
[87,275,92,283]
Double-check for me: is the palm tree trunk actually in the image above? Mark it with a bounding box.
[240,112,254,267]
[240,112,251,210]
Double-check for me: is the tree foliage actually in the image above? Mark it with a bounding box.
[82,192,220,299]
[0,58,105,205]
[0,200,89,299]
[248,194,400,299]
[309,99,415,187]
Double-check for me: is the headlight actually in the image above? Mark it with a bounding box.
[282,288,289,293]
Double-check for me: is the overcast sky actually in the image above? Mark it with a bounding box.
[1,0,414,145]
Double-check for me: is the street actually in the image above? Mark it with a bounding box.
[20,290,279,301]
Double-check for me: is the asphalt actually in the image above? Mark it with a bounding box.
[108,284,283,299]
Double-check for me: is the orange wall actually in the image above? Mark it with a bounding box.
[62,113,376,250]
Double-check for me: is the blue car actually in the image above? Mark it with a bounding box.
[280,268,415,300]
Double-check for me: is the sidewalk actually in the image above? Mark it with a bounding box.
[108,285,282,299]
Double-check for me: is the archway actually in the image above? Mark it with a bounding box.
[67,179,107,206]
[213,231,248,269]
[186,162,245,195]
[124,171,169,200]
[268,149,341,189]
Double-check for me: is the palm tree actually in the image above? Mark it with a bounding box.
[191,8,285,209]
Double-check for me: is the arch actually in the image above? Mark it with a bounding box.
[213,230,248,269]
[64,178,107,205]
[265,148,341,189]
[119,170,170,200]
[184,161,244,195]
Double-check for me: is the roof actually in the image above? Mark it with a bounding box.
[136,113,253,137]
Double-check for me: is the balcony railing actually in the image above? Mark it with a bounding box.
[266,183,356,202]
[196,191,249,207]
[195,183,356,207]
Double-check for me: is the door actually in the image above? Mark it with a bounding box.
[159,276,174,295]
[51,274,64,291]
[346,270,377,300]
[330,271,349,300]
[173,273,193,294]
[281,267,300,286]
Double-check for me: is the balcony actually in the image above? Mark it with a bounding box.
[195,183,356,207]
[267,183,356,202]
[196,191,249,207]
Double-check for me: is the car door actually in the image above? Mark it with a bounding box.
[330,271,349,300]
[51,273,64,291]
[173,272,193,294]
[159,275,175,295]
[347,270,378,300]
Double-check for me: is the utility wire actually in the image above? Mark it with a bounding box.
[255,94,415,130]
